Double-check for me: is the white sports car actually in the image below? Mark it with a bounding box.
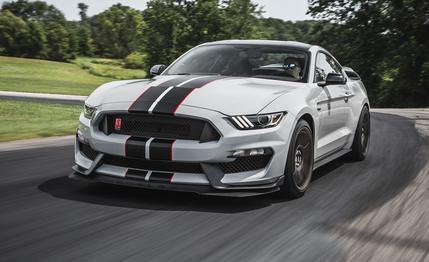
[70,40,370,198]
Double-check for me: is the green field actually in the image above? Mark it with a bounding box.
[0,100,81,142]
[0,56,147,96]
[73,57,147,80]
[0,56,113,95]
[0,56,149,142]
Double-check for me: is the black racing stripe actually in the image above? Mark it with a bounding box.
[128,85,171,113]
[159,76,194,87]
[149,172,174,184]
[151,87,195,115]
[150,139,174,160]
[125,169,148,180]
[128,76,192,113]
[151,76,226,115]
[179,75,226,88]
[125,137,149,158]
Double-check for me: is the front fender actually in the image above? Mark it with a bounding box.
[258,86,320,157]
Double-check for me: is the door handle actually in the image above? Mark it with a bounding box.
[344,91,353,102]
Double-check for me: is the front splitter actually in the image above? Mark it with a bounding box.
[69,172,283,197]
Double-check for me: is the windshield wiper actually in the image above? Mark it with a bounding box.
[175,73,219,76]
[169,73,234,77]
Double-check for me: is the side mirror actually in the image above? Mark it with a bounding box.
[317,73,346,87]
[150,64,166,76]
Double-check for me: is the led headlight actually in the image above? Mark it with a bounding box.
[83,104,96,119]
[228,112,286,130]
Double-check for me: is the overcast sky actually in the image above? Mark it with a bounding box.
[0,0,311,21]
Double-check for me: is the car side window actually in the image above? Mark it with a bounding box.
[315,52,342,82]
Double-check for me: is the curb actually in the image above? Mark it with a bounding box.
[0,91,86,105]
[0,135,74,152]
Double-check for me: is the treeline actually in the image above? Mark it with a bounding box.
[308,0,429,107]
[0,0,428,107]
[0,0,266,66]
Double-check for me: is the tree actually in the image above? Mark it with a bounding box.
[78,2,89,23]
[77,2,94,56]
[0,10,31,56]
[2,0,66,25]
[0,10,47,58]
[25,19,47,58]
[142,0,187,67]
[76,25,94,56]
[1,0,75,61]
[90,4,145,58]
[220,0,264,39]
[181,0,225,48]
[259,18,325,43]
[45,23,74,61]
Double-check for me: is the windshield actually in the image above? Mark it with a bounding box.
[164,44,309,82]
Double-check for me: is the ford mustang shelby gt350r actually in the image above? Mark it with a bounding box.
[70,40,370,198]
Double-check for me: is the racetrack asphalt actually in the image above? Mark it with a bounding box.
[0,112,428,262]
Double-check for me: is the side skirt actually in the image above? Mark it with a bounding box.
[313,148,351,170]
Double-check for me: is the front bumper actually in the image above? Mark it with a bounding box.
[73,104,295,196]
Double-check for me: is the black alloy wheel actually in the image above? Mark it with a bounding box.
[278,119,314,198]
[350,106,371,161]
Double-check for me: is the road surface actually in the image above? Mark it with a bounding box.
[1,112,428,261]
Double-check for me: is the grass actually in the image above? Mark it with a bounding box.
[72,57,147,80]
[0,56,148,141]
[0,100,81,142]
[0,56,148,95]
[0,56,114,95]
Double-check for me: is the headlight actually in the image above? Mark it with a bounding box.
[83,104,96,119]
[228,112,286,130]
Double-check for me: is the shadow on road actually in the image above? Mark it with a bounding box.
[38,154,346,214]
[38,176,283,213]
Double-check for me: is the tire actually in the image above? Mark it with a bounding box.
[350,106,370,161]
[278,119,314,198]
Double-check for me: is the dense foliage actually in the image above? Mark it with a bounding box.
[0,0,427,107]
[308,0,429,107]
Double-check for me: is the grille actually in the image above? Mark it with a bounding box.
[104,154,204,174]
[78,141,98,161]
[100,113,220,142]
[218,155,272,174]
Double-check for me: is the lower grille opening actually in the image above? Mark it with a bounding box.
[218,155,272,174]
[77,146,271,174]
[103,154,204,174]
[78,141,98,161]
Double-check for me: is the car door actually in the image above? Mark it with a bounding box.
[314,52,353,158]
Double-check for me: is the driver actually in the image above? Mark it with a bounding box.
[283,57,302,80]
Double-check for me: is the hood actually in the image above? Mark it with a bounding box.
[87,75,305,115]
[179,77,304,115]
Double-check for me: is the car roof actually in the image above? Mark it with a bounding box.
[201,40,313,52]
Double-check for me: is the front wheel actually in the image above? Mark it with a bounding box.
[278,119,314,198]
